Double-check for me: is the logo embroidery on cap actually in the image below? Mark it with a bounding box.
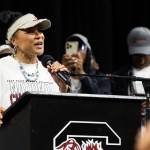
[33,16,38,21]
[132,38,148,45]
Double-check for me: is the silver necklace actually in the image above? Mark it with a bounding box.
[12,54,39,82]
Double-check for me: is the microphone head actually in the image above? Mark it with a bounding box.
[41,54,71,86]
[41,55,55,67]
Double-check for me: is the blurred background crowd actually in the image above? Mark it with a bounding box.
[1,0,150,73]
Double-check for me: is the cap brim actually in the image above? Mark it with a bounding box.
[129,46,150,55]
[19,19,51,30]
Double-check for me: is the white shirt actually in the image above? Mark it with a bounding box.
[131,65,150,95]
[0,56,60,109]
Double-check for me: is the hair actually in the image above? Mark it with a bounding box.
[0,10,23,45]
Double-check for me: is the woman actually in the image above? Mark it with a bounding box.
[61,33,112,94]
[0,13,69,126]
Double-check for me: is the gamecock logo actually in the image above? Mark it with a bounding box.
[53,121,121,150]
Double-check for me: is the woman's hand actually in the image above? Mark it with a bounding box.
[47,61,70,92]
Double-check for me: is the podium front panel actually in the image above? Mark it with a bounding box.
[0,93,143,150]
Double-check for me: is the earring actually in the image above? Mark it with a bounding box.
[12,45,17,57]
[13,45,17,52]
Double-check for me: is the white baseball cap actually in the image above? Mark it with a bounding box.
[127,26,150,55]
[0,44,13,52]
[6,13,51,43]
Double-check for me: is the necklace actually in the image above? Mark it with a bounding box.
[12,53,39,82]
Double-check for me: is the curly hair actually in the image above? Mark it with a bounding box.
[0,10,23,45]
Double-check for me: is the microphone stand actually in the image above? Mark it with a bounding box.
[70,73,150,82]
[70,73,150,122]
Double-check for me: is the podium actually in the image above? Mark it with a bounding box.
[0,92,144,150]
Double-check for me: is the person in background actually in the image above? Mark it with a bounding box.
[111,26,150,96]
[0,10,23,58]
[0,13,69,126]
[61,33,112,94]
[111,26,150,138]
[0,44,13,58]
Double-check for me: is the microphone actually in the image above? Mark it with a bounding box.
[41,55,71,86]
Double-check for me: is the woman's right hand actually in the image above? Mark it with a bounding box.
[0,107,5,126]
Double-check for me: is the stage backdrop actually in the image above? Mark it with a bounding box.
[1,0,150,73]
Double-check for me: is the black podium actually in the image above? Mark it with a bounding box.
[0,92,144,150]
